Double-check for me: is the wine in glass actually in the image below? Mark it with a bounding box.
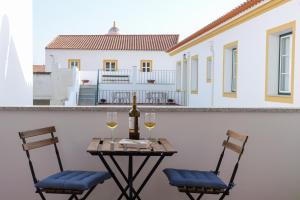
[144,113,156,140]
[106,112,118,143]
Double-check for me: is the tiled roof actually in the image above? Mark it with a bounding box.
[33,65,46,73]
[167,0,264,53]
[46,35,179,51]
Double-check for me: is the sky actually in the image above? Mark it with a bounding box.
[33,0,245,64]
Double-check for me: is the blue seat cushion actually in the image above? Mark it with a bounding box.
[163,168,227,189]
[35,170,111,191]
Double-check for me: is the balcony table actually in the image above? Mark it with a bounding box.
[87,138,177,200]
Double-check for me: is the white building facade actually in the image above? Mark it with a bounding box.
[0,0,33,106]
[169,0,300,108]
[40,25,182,105]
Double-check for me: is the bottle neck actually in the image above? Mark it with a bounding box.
[133,95,137,109]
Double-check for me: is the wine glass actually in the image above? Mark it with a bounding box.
[144,113,156,140]
[106,112,118,143]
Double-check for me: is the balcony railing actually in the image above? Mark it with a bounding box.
[99,69,132,84]
[97,90,185,105]
[94,69,176,85]
[137,70,176,85]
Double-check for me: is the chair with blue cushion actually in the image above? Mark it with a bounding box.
[19,126,111,200]
[164,130,248,200]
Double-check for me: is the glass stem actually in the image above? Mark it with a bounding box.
[111,129,114,142]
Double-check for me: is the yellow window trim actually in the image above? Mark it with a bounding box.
[191,55,199,94]
[265,21,296,104]
[223,92,237,98]
[68,59,80,70]
[169,0,289,56]
[140,60,153,72]
[223,41,238,99]
[103,60,118,71]
[206,56,212,83]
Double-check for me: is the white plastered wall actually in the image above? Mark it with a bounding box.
[0,0,33,105]
[172,0,300,108]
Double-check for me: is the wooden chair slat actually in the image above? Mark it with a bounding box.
[87,138,101,152]
[222,140,242,154]
[227,130,247,142]
[23,137,58,151]
[159,138,176,152]
[42,188,83,195]
[19,126,56,139]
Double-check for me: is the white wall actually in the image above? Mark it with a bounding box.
[33,73,52,100]
[45,49,173,72]
[172,0,300,108]
[0,0,33,105]
[0,107,300,200]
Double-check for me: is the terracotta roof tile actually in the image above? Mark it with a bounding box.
[167,0,265,52]
[46,35,179,51]
[33,65,46,73]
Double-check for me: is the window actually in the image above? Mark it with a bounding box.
[140,60,152,72]
[176,61,182,91]
[223,41,238,98]
[191,55,199,94]
[231,48,237,92]
[103,60,118,71]
[206,56,212,83]
[68,59,80,70]
[278,33,292,95]
[265,21,295,103]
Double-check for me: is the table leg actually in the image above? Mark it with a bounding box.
[128,155,133,199]
[117,156,150,200]
[98,154,130,200]
[133,155,165,200]
[109,156,141,200]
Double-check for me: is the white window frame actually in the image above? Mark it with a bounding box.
[68,59,80,70]
[191,55,199,94]
[140,60,152,72]
[231,48,237,92]
[206,57,212,83]
[278,32,292,95]
[103,60,118,71]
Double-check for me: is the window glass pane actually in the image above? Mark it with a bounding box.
[191,58,198,92]
[207,59,212,81]
[280,74,289,92]
[281,36,290,55]
[105,62,110,71]
[280,56,289,73]
[279,34,291,94]
[231,49,237,92]
[111,62,116,71]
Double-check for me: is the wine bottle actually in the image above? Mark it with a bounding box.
[129,92,140,140]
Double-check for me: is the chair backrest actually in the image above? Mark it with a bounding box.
[215,130,248,188]
[19,126,64,184]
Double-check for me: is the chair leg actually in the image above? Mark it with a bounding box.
[185,192,195,200]
[197,193,204,200]
[79,185,96,200]
[219,193,227,200]
[38,192,46,200]
[36,188,46,200]
[68,194,76,200]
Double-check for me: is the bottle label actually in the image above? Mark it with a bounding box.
[129,117,134,130]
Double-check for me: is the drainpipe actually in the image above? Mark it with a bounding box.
[184,52,191,107]
[209,41,215,107]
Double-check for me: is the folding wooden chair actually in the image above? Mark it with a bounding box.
[19,126,111,200]
[164,130,248,200]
